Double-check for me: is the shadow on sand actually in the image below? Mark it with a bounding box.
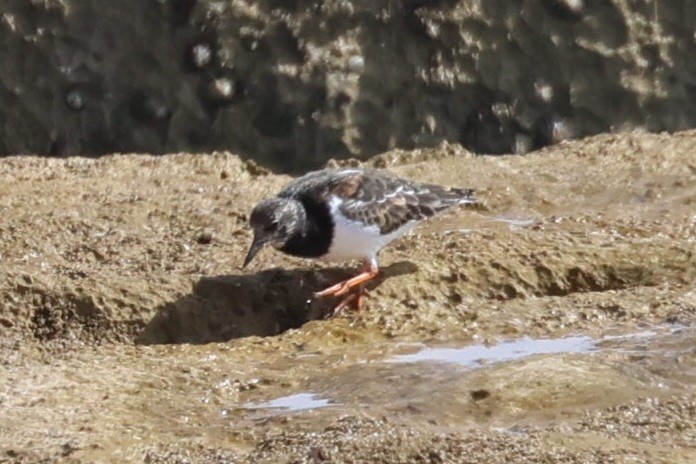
[137,261,417,345]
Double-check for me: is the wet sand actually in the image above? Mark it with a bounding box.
[0,132,695,463]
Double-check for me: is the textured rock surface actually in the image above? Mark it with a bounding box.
[0,132,695,462]
[1,1,695,170]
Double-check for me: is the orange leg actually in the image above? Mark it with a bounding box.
[315,261,379,298]
[330,292,358,317]
[354,283,366,310]
[325,283,370,318]
[328,283,367,315]
[316,261,379,315]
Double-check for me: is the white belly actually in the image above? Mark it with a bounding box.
[321,210,416,263]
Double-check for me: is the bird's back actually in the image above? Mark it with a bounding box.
[278,168,365,200]
[280,166,475,237]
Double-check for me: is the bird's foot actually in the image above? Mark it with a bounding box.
[316,262,377,317]
[326,284,367,318]
[314,264,379,299]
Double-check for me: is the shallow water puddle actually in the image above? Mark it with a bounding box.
[388,335,596,366]
[245,392,334,412]
[488,215,539,229]
[389,328,666,367]
[242,333,601,414]
[243,325,695,426]
[424,212,539,235]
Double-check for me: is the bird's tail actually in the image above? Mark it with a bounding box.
[448,187,476,205]
[421,184,477,213]
[415,183,478,215]
[429,186,475,207]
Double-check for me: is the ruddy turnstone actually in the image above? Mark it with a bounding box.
[243,168,475,313]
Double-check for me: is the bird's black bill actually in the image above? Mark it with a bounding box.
[243,237,264,268]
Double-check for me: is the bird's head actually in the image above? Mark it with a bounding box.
[243,197,304,267]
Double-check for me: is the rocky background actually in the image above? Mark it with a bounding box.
[1,0,695,171]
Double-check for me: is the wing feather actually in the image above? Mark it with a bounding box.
[336,170,475,234]
[278,168,475,234]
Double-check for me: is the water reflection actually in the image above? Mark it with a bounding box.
[245,392,334,412]
[388,335,596,367]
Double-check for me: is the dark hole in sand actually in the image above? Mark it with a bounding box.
[138,261,418,345]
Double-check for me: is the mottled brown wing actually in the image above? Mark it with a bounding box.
[331,170,475,234]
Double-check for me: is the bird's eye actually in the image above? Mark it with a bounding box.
[263,222,278,233]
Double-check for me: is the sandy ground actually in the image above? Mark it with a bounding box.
[0,131,695,463]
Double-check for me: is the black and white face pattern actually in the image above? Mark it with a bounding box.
[244,197,305,266]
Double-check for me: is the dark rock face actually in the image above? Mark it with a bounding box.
[1,1,695,171]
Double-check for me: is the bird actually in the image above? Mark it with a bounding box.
[243,168,476,314]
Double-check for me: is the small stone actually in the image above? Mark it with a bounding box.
[65,89,85,111]
[534,79,554,102]
[191,43,213,68]
[214,78,234,97]
[348,55,365,73]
